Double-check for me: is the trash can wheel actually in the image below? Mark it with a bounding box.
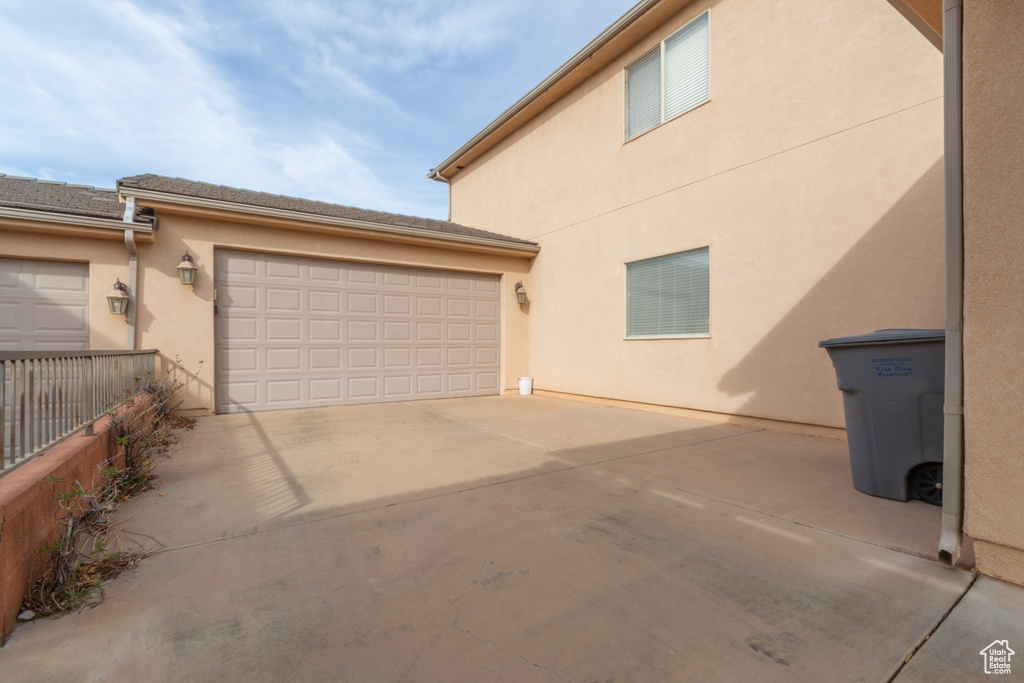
[909,462,943,506]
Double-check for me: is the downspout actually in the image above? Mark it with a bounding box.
[429,169,453,222]
[939,0,965,566]
[122,196,139,351]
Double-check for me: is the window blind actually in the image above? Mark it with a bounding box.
[625,10,710,140]
[664,11,710,119]
[627,247,710,337]
[626,50,661,139]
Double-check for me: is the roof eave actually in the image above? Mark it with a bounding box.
[0,206,155,241]
[121,187,539,257]
[430,0,686,180]
[886,0,943,51]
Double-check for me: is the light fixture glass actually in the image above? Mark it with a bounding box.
[514,281,527,305]
[177,251,198,286]
[107,279,129,315]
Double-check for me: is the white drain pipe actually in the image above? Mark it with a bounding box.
[938,0,965,566]
[433,170,453,221]
[122,196,138,351]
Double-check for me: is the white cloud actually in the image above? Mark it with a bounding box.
[260,0,508,72]
[0,0,637,219]
[0,0,427,211]
[275,139,382,203]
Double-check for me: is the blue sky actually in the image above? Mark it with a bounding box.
[0,0,636,219]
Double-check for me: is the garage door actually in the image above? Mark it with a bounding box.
[214,250,501,413]
[0,258,89,351]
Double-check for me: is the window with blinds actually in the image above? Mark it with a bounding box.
[625,10,710,141]
[626,247,710,338]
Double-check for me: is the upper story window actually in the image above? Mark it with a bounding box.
[625,10,710,140]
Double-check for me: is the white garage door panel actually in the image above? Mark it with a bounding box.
[0,258,89,351]
[215,250,501,413]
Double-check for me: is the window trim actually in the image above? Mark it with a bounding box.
[623,246,712,340]
[623,9,711,142]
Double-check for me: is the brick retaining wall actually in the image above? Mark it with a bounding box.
[0,416,124,642]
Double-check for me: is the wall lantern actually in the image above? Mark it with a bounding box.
[106,279,129,315]
[514,281,527,305]
[177,251,198,286]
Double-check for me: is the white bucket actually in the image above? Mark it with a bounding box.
[518,377,533,395]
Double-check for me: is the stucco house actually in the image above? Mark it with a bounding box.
[430,0,946,437]
[1,0,1021,585]
[1,174,537,413]
[437,0,1019,587]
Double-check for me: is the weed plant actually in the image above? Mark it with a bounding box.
[21,360,200,617]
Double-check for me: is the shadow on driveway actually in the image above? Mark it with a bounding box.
[0,395,996,683]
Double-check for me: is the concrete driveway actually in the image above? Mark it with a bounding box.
[1,396,1021,681]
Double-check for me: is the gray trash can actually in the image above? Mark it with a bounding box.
[818,329,945,505]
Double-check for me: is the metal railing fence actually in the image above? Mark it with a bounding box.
[1,349,157,475]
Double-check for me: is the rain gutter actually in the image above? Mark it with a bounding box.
[427,0,664,181]
[120,187,539,256]
[0,206,154,238]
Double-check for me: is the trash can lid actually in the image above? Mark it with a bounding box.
[818,328,945,348]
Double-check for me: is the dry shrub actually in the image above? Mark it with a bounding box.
[21,361,198,618]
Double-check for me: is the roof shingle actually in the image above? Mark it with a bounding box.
[0,174,131,220]
[118,174,535,246]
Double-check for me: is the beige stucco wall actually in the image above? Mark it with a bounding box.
[961,0,1024,584]
[2,217,533,414]
[448,0,945,429]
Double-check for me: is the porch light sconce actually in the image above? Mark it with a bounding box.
[177,251,198,286]
[106,279,129,315]
[514,281,527,305]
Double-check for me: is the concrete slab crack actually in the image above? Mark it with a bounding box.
[381,520,465,630]
[887,571,979,681]
[381,519,424,577]
[450,623,567,682]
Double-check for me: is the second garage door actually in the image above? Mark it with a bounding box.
[215,250,501,413]
[0,258,90,351]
